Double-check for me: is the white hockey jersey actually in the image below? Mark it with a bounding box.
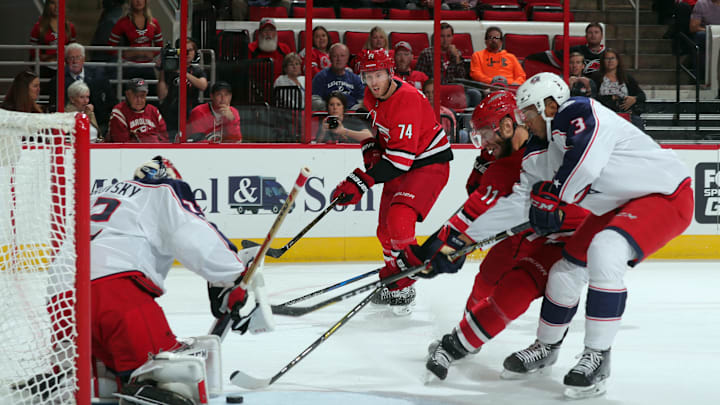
[90,178,245,292]
[463,97,690,243]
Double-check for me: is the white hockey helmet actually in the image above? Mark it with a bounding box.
[515,72,570,121]
[134,155,182,181]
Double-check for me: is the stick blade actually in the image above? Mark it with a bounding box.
[271,305,307,317]
[240,240,261,249]
[230,370,272,389]
[265,247,285,258]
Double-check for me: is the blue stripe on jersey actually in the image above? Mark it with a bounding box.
[523,132,549,158]
[586,286,627,319]
[540,296,578,326]
[551,97,598,198]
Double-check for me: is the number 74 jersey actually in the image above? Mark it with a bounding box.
[364,79,452,172]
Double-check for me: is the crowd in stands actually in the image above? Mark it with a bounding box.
[8,0,694,143]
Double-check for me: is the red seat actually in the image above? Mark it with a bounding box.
[439,10,478,20]
[388,9,431,20]
[291,7,336,18]
[298,30,341,51]
[532,10,573,22]
[482,9,527,21]
[453,33,474,59]
[248,6,288,21]
[344,31,370,56]
[390,32,429,59]
[480,0,521,5]
[439,85,467,113]
[524,0,561,5]
[504,34,549,61]
[522,58,561,77]
[339,8,385,19]
[253,29,296,52]
[552,35,587,52]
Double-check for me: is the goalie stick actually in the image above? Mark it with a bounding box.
[240,196,342,258]
[209,167,311,339]
[230,222,531,389]
[271,221,532,317]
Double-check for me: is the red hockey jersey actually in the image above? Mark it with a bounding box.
[364,79,451,172]
[108,16,163,63]
[29,20,77,60]
[108,101,168,143]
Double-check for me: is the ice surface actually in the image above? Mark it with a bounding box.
[159,260,720,405]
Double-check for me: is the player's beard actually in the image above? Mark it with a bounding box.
[496,135,514,159]
[259,36,278,53]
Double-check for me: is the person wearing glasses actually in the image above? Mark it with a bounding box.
[158,37,209,142]
[470,26,526,88]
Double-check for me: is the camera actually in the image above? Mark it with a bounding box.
[161,43,180,72]
[327,116,340,129]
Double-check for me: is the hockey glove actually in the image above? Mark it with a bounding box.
[529,181,565,236]
[417,225,468,278]
[331,168,375,206]
[360,138,382,170]
[465,151,494,195]
[379,244,425,290]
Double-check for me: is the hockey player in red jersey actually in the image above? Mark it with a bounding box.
[331,48,453,315]
[90,156,269,403]
[413,91,589,380]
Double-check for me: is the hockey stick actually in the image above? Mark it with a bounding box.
[271,221,531,318]
[271,267,380,310]
[230,222,532,388]
[209,167,311,339]
[240,196,342,258]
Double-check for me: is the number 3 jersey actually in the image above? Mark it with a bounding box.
[364,79,452,176]
[90,178,245,292]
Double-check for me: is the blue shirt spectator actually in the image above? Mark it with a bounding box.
[311,43,364,111]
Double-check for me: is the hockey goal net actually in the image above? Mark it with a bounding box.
[0,110,90,404]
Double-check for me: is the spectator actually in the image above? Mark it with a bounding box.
[108,0,163,84]
[354,26,391,74]
[66,81,100,142]
[422,80,458,142]
[470,26,526,87]
[394,41,428,90]
[416,22,467,84]
[443,0,478,10]
[689,0,720,81]
[315,91,372,144]
[0,71,43,113]
[311,43,364,111]
[273,53,306,108]
[248,18,292,81]
[29,0,77,95]
[526,22,606,76]
[591,49,647,130]
[188,81,242,143]
[107,78,168,143]
[158,37,209,142]
[568,51,597,97]
[299,26,333,77]
[48,43,116,130]
[90,0,126,63]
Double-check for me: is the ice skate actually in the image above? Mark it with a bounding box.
[425,332,469,381]
[370,285,416,316]
[563,347,611,399]
[501,339,562,379]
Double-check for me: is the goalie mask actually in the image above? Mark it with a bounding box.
[134,156,182,181]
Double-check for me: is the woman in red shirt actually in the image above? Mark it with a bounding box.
[299,26,333,77]
[29,0,77,95]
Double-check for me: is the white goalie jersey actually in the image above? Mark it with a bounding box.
[90,178,246,292]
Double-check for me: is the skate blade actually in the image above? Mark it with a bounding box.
[563,380,607,400]
[500,366,552,380]
[391,304,414,316]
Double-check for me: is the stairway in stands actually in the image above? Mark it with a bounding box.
[572,0,720,140]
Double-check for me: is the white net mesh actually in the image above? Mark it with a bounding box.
[0,110,80,404]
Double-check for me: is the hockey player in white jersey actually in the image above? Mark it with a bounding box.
[90,156,267,404]
[493,73,694,398]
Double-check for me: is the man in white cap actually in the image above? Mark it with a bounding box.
[393,41,428,90]
[248,17,291,80]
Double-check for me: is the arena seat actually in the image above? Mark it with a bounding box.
[480,0,521,6]
[453,33,475,60]
[344,31,370,56]
[482,9,528,21]
[248,6,288,21]
[552,35,587,51]
[522,58,561,77]
[388,9,431,20]
[339,8,385,19]
[504,34,549,61]
[389,32,429,58]
[532,10,573,22]
[439,10,478,20]
[291,7,336,18]
[298,30,341,51]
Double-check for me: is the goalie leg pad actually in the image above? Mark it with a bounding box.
[125,352,209,404]
[116,382,195,405]
[173,335,222,397]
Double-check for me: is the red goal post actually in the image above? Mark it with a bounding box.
[0,110,90,405]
